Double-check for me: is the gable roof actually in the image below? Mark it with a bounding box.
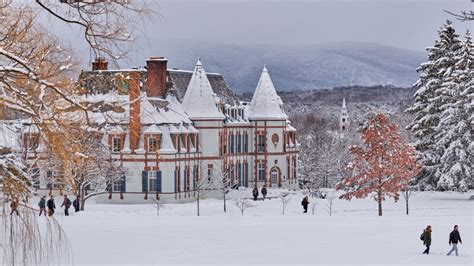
[248,66,288,120]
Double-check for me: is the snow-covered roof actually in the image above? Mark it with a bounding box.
[286,124,297,132]
[248,66,288,120]
[141,95,191,125]
[181,59,225,120]
[169,125,179,134]
[159,126,177,153]
[188,124,199,134]
[144,124,162,134]
[342,97,347,109]
[179,124,190,134]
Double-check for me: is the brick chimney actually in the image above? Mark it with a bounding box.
[128,71,141,151]
[92,57,108,71]
[146,57,167,98]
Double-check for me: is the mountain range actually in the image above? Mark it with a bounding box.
[140,41,426,93]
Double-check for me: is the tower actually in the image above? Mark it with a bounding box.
[339,97,349,131]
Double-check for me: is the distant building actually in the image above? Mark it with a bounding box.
[339,97,350,131]
[6,57,298,202]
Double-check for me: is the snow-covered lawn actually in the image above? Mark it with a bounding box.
[42,190,473,265]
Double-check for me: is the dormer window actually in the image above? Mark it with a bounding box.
[112,137,122,153]
[147,137,158,153]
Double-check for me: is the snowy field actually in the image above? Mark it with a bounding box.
[39,190,473,265]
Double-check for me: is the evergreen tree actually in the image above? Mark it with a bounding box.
[435,30,473,191]
[406,20,463,189]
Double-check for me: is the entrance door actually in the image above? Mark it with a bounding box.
[270,168,279,188]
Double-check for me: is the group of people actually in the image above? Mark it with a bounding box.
[252,187,268,201]
[421,225,463,256]
[9,195,81,217]
[38,195,81,216]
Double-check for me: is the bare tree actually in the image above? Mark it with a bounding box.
[279,191,292,215]
[193,161,220,216]
[151,195,164,216]
[1,1,152,263]
[233,192,254,216]
[43,128,125,211]
[211,161,238,213]
[325,190,337,216]
[445,0,474,22]
[310,199,317,215]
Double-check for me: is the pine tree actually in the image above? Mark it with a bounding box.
[337,113,421,216]
[406,20,462,189]
[435,30,473,191]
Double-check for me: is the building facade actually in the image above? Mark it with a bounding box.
[3,57,298,202]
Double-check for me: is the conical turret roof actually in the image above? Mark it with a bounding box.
[248,66,287,120]
[182,59,225,120]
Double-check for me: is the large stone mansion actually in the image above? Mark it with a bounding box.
[1,57,299,202]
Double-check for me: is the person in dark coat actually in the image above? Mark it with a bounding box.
[61,195,72,216]
[422,225,432,254]
[261,187,268,200]
[252,187,259,201]
[447,225,462,256]
[301,196,309,213]
[47,196,56,216]
[38,196,46,216]
[73,195,81,212]
[10,198,19,216]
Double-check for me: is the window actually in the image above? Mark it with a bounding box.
[257,134,266,153]
[271,168,279,185]
[244,133,248,152]
[147,137,158,153]
[244,162,249,187]
[112,137,121,152]
[26,134,39,150]
[293,158,297,180]
[31,168,40,189]
[113,181,122,192]
[230,133,235,153]
[258,163,266,181]
[172,134,179,150]
[181,135,188,151]
[148,171,157,192]
[237,133,241,153]
[207,164,213,182]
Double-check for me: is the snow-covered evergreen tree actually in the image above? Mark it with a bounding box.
[435,30,473,191]
[406,20,463,189]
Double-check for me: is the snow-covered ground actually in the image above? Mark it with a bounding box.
[40,190,473,265]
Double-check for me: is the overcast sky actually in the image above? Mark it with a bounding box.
[141,0,471,50]
[46,0,472,65]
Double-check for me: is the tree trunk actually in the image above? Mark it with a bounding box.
[223,192,226,212]
[197,195,200,216]
[405,191,409,215]
[80,186,86,211]
[378,190,383,216]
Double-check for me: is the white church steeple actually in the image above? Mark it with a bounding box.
[339,97,349,131]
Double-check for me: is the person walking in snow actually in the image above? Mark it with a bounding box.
[422,225,432,254]
[47,196,56,216]
[38,196,46,216]
[252,187,259,201]
[301,196,309,213]
[447,225,462,256]
[261,186,267,201]
[10,198,19,216]
[61,195,72,216]
[73,195,81,212]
